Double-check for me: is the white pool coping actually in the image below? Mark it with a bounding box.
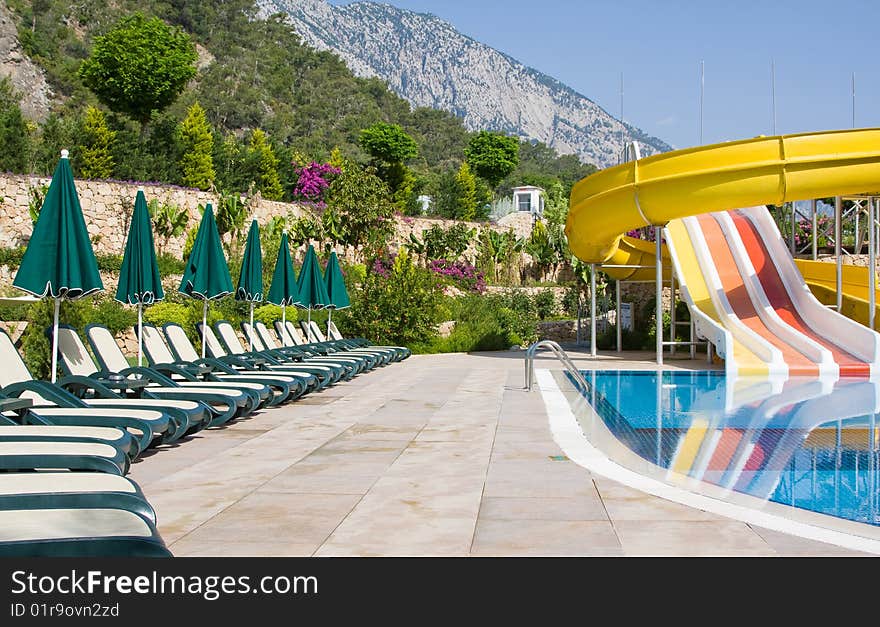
[536,368,880,556]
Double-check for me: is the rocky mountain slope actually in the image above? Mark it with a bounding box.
[257,0,670,167]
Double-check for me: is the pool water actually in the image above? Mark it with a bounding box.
[571,370,880,527]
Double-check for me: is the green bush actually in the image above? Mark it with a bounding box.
[82,298,137,335]
[156,253,186,276]
[0,247,26,268]
[533,289,558,320]
[94,253,123,273]
[341,251,441,347]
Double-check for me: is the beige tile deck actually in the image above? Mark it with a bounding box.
[129,349,872,556]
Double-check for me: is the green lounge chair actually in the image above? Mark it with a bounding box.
[276,320,381,370]
[0,440,129,475]
[87,324,270,423]
[0,506,171,557]
[0,331,170,453]
[242,321,351,383]
[304,319,409,362]
[325,320,411,360]
[216,320,346,385]
[163,323,316,398]
[196,321,327,389]
[59,324,256,430]
[140,323,303,405]
[0,472,156,524]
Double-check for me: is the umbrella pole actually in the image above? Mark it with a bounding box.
[137,302,143,367]
[282,305,287,346]
[50,297,61,383]
[308,307,312,342]
[327,309,332,340]
[201,299,208,359]
[249,301,255,352]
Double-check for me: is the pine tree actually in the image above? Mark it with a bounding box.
[176,102,215,191]
[249,129,283,201]
[454,162,477,221]
[78,106,115,179]
[0,79,31,174]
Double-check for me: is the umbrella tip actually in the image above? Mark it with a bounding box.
[60,149,69,159]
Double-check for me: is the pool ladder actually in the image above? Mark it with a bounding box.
[524,340,590,392]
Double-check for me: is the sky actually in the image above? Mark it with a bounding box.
[327,0,880,151]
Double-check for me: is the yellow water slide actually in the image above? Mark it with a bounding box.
[566,128,880,265]
[566,128,880,375]
[794,259,880,327]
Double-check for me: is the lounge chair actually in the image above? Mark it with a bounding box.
[242,321,352,383]
[0,331,171,453]
[196,321,330,387]
[153,324,311,402]
[276,320,382,369]
[326,320,411,360]
[58,324,255,430]
[0,505,171,557]
[0,440,129,474]
[88,324,271,414]
[0,472,156,524]
[305,319,409,362]
[216,320,348,384]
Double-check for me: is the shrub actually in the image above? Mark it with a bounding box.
[84,298,137,335]
[533,290,558,320]
[341,250,441,346]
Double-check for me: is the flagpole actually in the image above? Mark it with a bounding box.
[50,297,60,383]
[137,302,143,366]
[201,299,208,359]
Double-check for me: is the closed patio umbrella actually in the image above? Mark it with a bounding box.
[13,150,103,382]
[115,188,165,366]
[323,251,350,337]
[236,220,263,351]
[266,232,300,344]
[179,203,233,358]
[295,244,330,340]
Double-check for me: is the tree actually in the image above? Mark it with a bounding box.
[77,106,115,179]
[359,122,419,196]
[433,162,477,220]
[248,129,284,201]
[0,79,31,174]
[465,131,520,188]
[78,12,197,127]
[359,122,419,164]
[176,102,215,191]
[326,160,394,260]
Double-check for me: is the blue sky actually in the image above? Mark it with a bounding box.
[328,0,879,151]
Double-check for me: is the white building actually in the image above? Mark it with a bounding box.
[512,186,545,218]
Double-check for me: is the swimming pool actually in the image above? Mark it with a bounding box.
[568,370,880,528]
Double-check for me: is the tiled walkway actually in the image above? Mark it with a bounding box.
[130,350,870,556]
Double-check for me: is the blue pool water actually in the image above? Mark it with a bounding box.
[571,370,880,527]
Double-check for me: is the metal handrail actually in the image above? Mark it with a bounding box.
[524,340,590,392]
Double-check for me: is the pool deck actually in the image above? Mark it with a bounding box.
[130,349,871,556]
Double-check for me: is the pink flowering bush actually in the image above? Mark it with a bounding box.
[292,162,341,208]
[427,259,487,294]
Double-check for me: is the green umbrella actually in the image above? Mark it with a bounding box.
[266,232,300,345]
[236,220,263,351]
[295,244,331,341]
[323,251,350,338]
[179,203,233,358]
[13,150,103,382]
[116,188,165,366]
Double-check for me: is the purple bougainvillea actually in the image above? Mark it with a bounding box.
[427,259,487,294]
[292,162,341,207]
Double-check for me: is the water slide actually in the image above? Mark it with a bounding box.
[566,129,880,377]
[794,259,880,327]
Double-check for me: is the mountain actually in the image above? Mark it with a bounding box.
[255,0,671,168]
